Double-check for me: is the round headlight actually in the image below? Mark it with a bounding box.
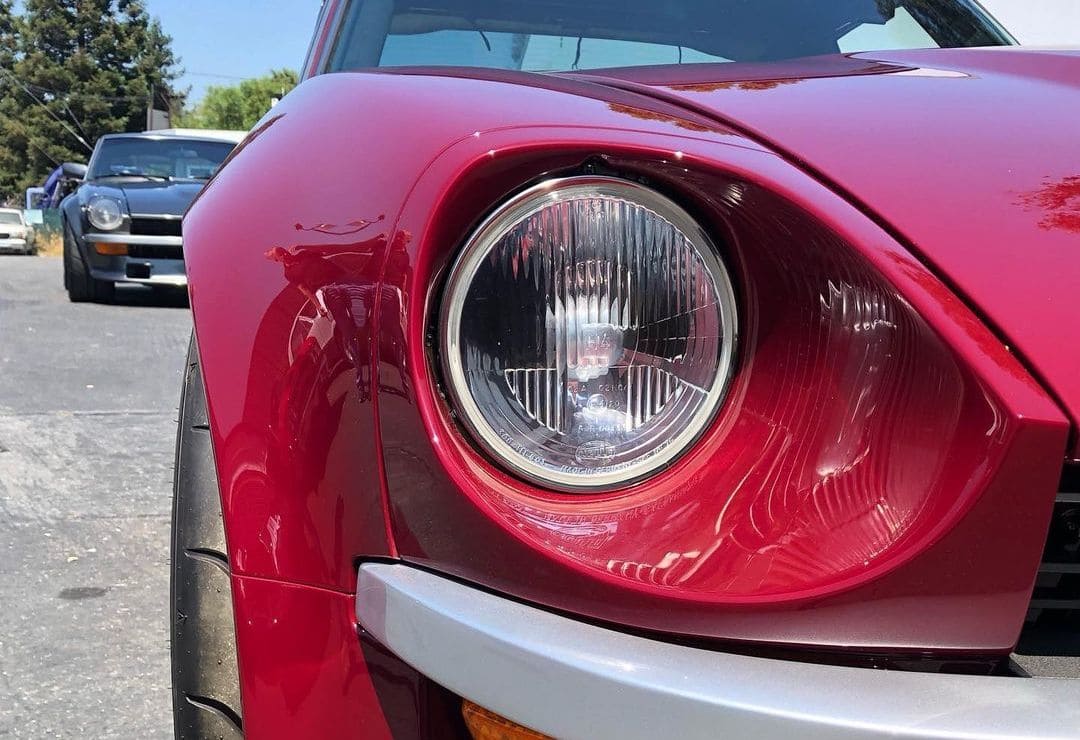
[441,176,738,491]
[86,196,124,231]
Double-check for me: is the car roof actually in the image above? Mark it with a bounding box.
[98,130,246,145]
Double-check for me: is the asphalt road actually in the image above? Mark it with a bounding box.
[0,255,190,738]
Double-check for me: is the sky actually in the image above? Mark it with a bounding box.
[144,1,324,104]
[979,0,1080,46]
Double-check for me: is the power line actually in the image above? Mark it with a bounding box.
[0,106,65,169]
[16,78,159,103]
[61,99,90,142]
[0,68,93,152]
[185,71,258,81]
[25,138,61,168]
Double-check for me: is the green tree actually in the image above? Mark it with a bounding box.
[0,0,182,202]
[0,0,14,69]
[0,0,22,204]
[177,69,297,131]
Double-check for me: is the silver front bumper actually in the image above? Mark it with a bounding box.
[84,232,186,286]
[357,564,1080,740]
[0,237,29,251]
[87,232,181,246]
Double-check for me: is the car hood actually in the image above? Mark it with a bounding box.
[582,47,1080,456]
[86,180,205,218]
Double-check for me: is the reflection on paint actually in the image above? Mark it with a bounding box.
[1018,176,1080,233]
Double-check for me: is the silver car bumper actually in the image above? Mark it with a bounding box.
[84,232,186,286]
[357,563,1080,740]
[0,237,29,252]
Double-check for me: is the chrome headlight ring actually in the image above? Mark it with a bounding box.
[440,176,739,492]
[86,196,125,232]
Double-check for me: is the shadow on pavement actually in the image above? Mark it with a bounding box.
[110,284,190,308]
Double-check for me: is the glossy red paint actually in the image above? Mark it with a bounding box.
[231,575,391,738]
[184,72,751,592]
[231,574,467,739]
[184,49,1078,734]
[593,48,1080,457]
[410,154,1003,598]
[381,122,1066,649]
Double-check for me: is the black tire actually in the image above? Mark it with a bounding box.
[63,223,114,303]
[171,335,244,739]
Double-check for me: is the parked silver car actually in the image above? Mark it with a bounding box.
[0,208,32,254]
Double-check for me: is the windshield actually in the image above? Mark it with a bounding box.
[87,137,235,181]
[0,211,23,225]
[327,0,1009,72]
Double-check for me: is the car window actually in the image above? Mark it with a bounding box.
[328,0,1009,72]
[380,31,732,70]
[0,212,23,225]
[838,7,938,52]
[87,138,236,181]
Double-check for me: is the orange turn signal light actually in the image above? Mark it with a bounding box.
[462,701,549,740]
[94,242,128,256]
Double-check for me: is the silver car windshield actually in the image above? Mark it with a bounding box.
[327,0,1010,72]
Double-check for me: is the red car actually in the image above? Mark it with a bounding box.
[170,1,1080,738]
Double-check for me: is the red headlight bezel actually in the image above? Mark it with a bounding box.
[378,126,1066,646]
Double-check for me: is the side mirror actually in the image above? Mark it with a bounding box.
[61,162,88,181]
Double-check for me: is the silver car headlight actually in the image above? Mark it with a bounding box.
[86,196,124,231]
[440,176,738,491]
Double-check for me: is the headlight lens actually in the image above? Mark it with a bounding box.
[86,196,124,231]
[441,177,738,491]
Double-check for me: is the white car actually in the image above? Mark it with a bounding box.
[0,208,32,254]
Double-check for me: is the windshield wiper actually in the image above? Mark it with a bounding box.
[97,172,171,182]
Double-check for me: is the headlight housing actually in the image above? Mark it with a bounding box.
[441,177,738,491]
[86,196,124,231]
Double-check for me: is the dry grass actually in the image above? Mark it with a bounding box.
[33,228,63,257]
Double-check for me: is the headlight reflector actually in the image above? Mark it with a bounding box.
[441,177,738,491]
[86,196,124,231]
